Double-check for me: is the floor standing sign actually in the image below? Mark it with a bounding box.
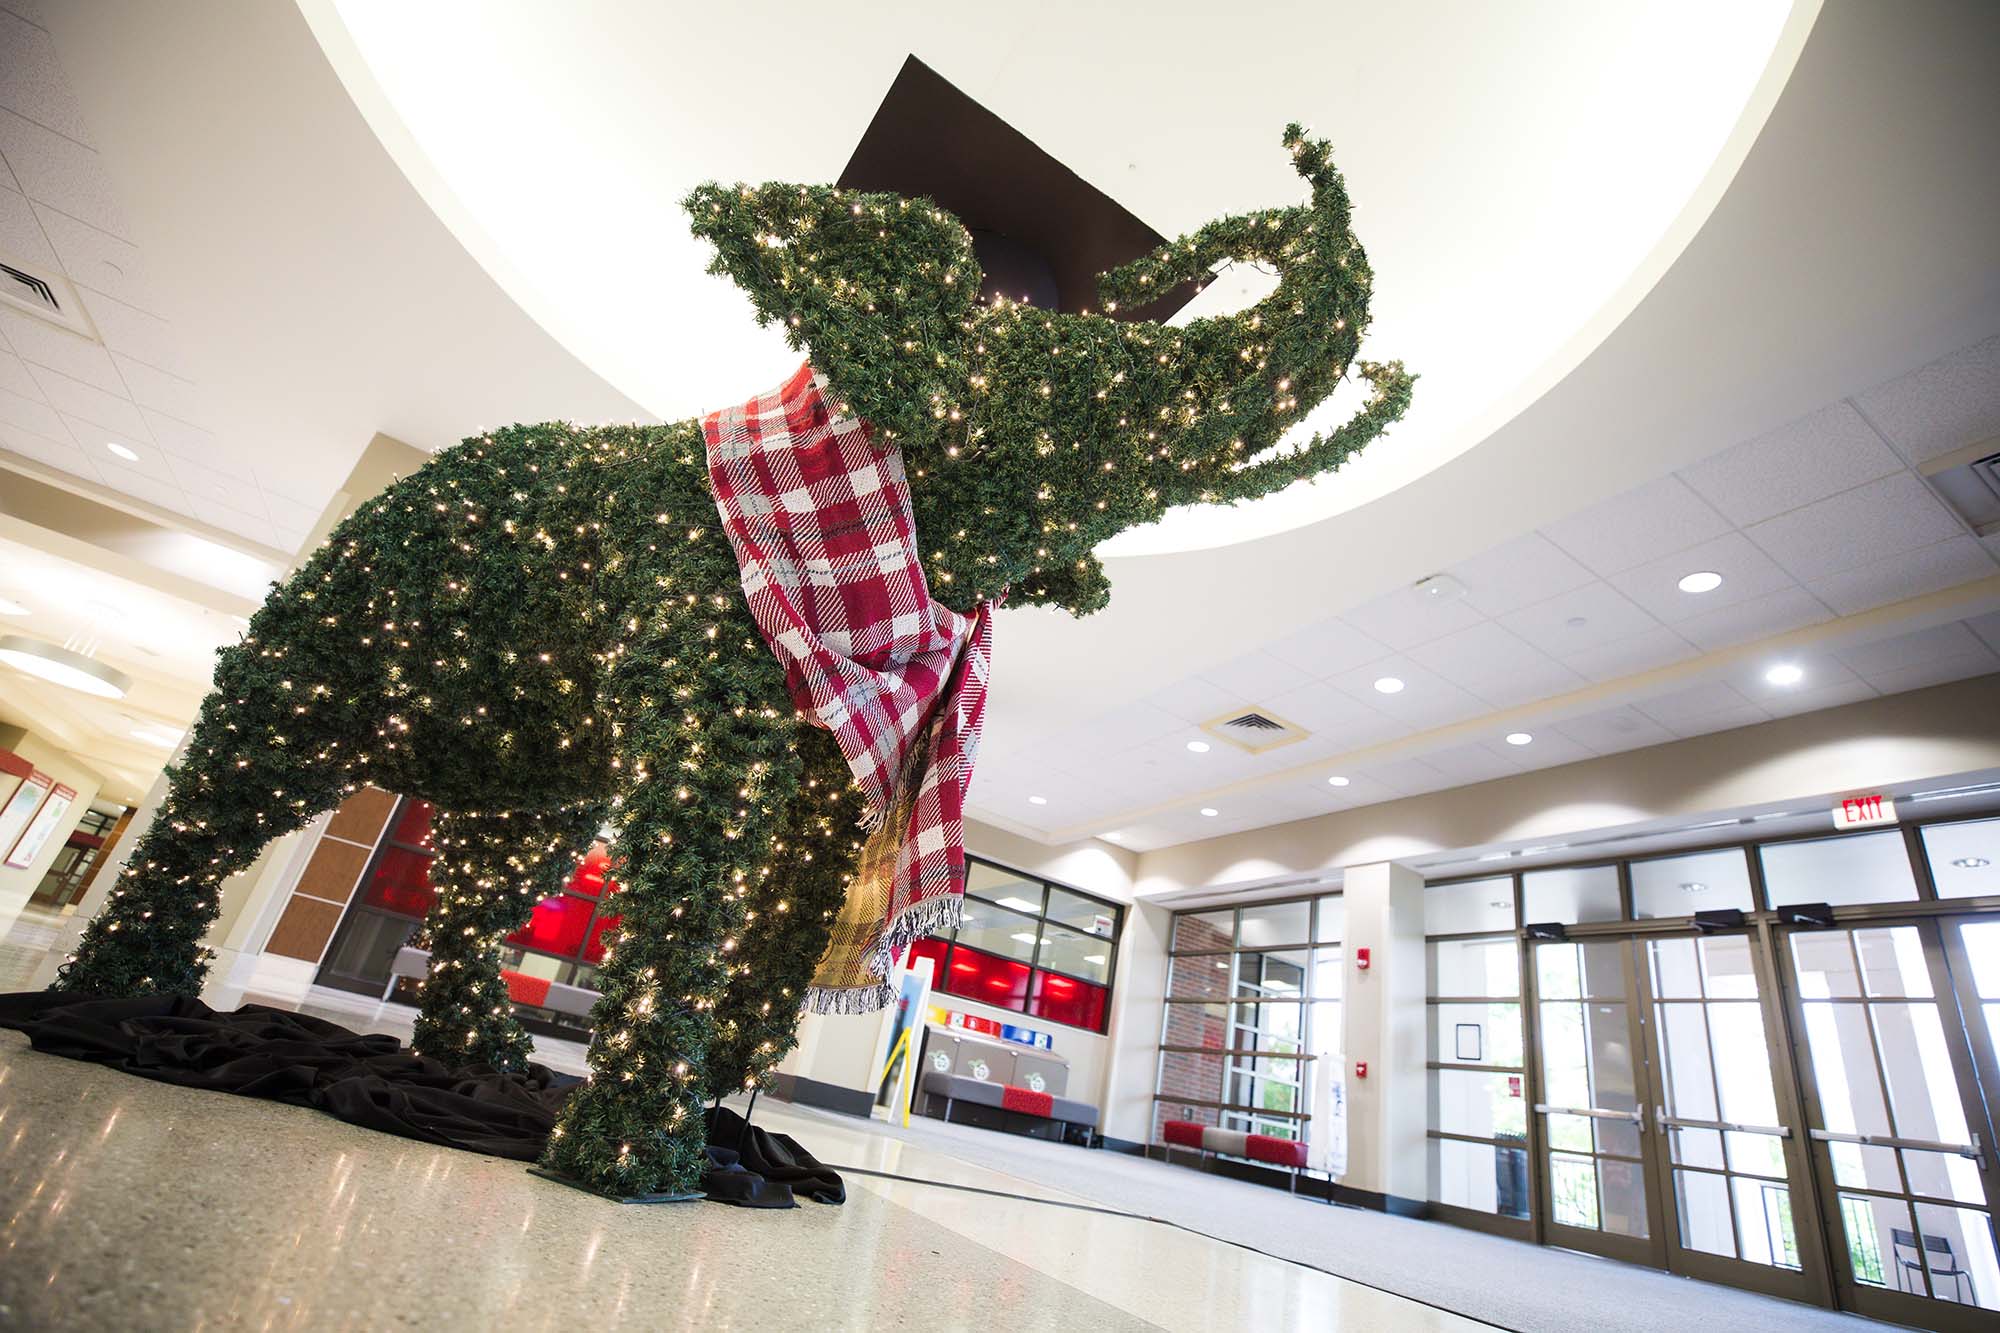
[874,954,935,1127]
[1311,1052,1348,1180]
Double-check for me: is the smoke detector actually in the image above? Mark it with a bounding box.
[1198,707,1309,755]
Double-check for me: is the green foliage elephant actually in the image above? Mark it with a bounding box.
[53,125,1411,1195]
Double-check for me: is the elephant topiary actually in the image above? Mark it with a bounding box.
[53,125,1411,1195]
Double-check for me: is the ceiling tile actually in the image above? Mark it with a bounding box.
[110,354,205,423]
[0,182,57,266]
[1339,580,1488,650]
[0,141,16,192]
[1141,674,1249,725]
[0,107,126,237]
[189,498,278,546]
[1197,649,1315,703]
[1634,680,1757,726]
[1261,680,1389,735]
[1760,677,1879,720]
[0,10,89,145]
[1366,755,1454,797]
[1852,334,2000,466]
[1,307,121,393]
[1547,625,1694,684]
[1660,703,1770,740]
[0,347,41,400]
[1408,620,1585,709]
[1500,580,1663,656]
[1421,743,1520,785]
[1263,615,1392,677]
[1745,472,1964,581]
[83,465,191,517]
[0,383,66,437]
[1485,729,1596,771]
[1446,531,1597,617]
[77,289,188,378]
[1864,655,2000,698]
[1675,585,1833,652]
[1607,531,1800,625]
[1539,474,1733,576]
[1327,655,1489,730]
[1732,649,1861,704]
[1968,612,2000,655]
[1836,621,1991,677]
[262,490,326,535]
[163,452,268,519]
[1677,401,1904,526]
[1805,537,1998,617]
[45,376,149,440]
[31,204,158,312]
[0,417,90,475]
[92,437,175,485]
[1552,705,1678,755]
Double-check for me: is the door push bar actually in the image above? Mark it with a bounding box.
[1655,1109,1792,1138]
[1533,1103,1644,1124]
[1809,1127,1984,1163]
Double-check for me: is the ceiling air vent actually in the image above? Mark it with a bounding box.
[1922,440,2000,539]
[0,249,97,340]
[1199,707,1309,755]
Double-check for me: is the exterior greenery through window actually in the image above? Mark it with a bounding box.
[1156,893,1343,1144]
[904,858,1123,1034]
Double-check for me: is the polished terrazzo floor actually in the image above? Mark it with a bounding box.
[0,1019,1488,1331]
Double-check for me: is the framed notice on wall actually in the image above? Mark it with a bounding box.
[5,782,75,870]
[0,771,53,865]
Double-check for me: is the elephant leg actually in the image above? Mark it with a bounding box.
[410,802,608,1072]
[704,725,861,1099]
[540,655,798,1197]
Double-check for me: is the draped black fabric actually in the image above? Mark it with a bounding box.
[0,992,842,1208]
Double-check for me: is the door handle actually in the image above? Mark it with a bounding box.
[1809,1128,1983,1163]
[1534,1103,1644,1124]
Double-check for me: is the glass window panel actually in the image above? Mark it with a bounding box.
[1523,865,1622,925]
[1599,1159,1650,1238]
[1922,818,2000,900]
[968,861,1043,914]
[1169,953,1235,1002]
[1036,921,1111,984]
[938,943,1030,1011]
[388,798,434,848]
[582,910,620,965]
[1539,998,1638,1113]
[1962,921,2000,997]
[1172,909,1234,954]
[1903,1149,1988,1206]
[1432,1002,1522,1067]
[1871,1003,1972,1146]
[1710,1001,1780,1127]
[1431,935,1519,998]
[1726,1130,1788,1179]
[1913,1202,2000,1309]
[1046,887,1118,938]
[1537,943,1582,1000]
[1028,972,1107,1030]
[1550,1153,1600,1229]
[506,892,593,957]
[1698,935,1760,1000]
[1428,1139,1530,1219]
[1308,1001,1342,1065]
[954,897,1039,964]
[1238,900,1311,948]
[1234,948,1308,998]
[1537,939,1624,1000]
[1841,1193,1906,1288]
[1229,1071,1303,1118]
[564,843,613,898]
[1734,1177,1801,1269]
[1829,1140,1901,1193]
[1546,1112,1594,1153]
[1161,1000,1229,1053]
[1426,877,1514,934]
[1431,1068,1527,1139]
[1670,1126,1726,1170]
[1791,931,1862,999]
[904,936,948,983]
[1649,937,1703,999]
[1803,1001,1894,1137]
[1233,1000,1302,1046]
[1761,831,1918,908]
[1855,926,1933,998]
[1594,1115,1642,1159]
[1314,895,1345,942]
[361,846,435,918]
[1631,849,1754,919]
[1656,1002,1720,1121]
[1311,947,1342,1001]
[1675,1169,1737,1258]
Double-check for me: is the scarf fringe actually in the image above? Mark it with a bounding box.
[800,893,965,1018]
[802,980,897,1016]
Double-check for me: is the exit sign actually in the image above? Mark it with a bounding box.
[1832,793,1897,830]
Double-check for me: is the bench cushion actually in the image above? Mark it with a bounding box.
[1048,1095,1099,1128]
[1246,1132,1308,1168]
[1202,1127,1250,1158]
[1162,1119,1205,1149]
[1001,1085,1054,1117]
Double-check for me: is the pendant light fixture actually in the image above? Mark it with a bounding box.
[0,635,133,699]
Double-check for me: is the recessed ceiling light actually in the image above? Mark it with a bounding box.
[1083,953,1106,965]
[1505,732,1534,746]
[1373,676,1405,694]
[1764,663,1805,686]
[1954,857,1991,869]
[1679,881,1709,894]
[1199,807,1219,817]
[0,597,27,616]
[1186,740,1210,753]
[1009,932,1037,945]
[1027,795,1048,805]
[1327,775,1350,787]
[105,441,139,462]
[996,896,1041,913]
[1678,571,1724,594]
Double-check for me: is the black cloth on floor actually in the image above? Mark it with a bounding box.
[0,992,841,1208]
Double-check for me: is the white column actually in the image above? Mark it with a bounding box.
[1339,860,1427,1204]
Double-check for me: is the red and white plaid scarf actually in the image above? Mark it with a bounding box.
[703,364,994,1013]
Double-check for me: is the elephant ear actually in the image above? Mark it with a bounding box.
[685,181,981,445]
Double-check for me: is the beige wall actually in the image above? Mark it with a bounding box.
[0,726,105,928]
[1339,861,1427,1200]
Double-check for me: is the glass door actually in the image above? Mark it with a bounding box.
[1639,932,1819,1302]
[1531,938,1662,1266]
[1783,921,2000,1328]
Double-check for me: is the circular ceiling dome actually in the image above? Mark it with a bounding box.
[306,0,1807,556]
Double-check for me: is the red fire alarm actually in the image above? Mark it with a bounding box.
[1354,1060,1368,1079]
[1355,946,1371,970]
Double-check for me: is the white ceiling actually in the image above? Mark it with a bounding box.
[976,334,2000,848]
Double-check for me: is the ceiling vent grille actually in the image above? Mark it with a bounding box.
[0,250,97,340]
[1199,707,1309,754]
[1923,441,2000,538]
